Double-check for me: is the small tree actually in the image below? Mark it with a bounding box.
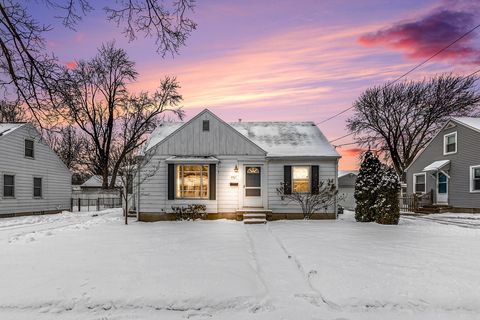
[276,179,339,220]
[375,166,401,225]
[354,151,383,222]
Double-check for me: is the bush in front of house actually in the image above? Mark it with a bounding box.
[354,151,383,222]
[375,165,400,225]
[276,179,339,220]
[171,204,207,221]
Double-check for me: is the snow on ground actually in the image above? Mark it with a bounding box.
[0,209,479,319]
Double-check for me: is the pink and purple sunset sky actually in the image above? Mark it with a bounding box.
[36,0,480,169]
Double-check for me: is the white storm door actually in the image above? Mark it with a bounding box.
[436,172,448,204]
[244,166,263,207]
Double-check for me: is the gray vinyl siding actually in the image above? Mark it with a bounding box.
[0,125,71,215]
[267,159,337,214]
[152,111,266,156]
[406,121,480,209]
[338,174,356,187]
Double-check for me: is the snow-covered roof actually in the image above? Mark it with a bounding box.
[452,117,480,132]
[423,160,450,172]
[0,123,25,137]
[145,122,181,152]
[230,122,339,157]
[81,175,123,188]
[145,120,340,157]
[339,170,358,178]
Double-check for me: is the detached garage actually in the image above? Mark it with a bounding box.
[338,171,358,210]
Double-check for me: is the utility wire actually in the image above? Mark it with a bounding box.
[328,67,480,144]
[319,22,480,126]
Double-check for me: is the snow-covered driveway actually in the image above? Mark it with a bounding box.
[0,210,479,320]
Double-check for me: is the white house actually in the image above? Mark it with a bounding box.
[0,123,71,217]
[135,109,341,222]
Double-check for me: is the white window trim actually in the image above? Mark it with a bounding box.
[413,172,427,194]
[292,165,311,193]
[175,164,209,200]
[443,131,457,155]
[470,165,480,193]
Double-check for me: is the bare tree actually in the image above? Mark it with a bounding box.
[117,151,136,225]
[347,74,480,179]
[105,0,197,56]
[56,42,183,189]
[0,1,61,124]
[45,124,87,171]
[0,98,25,122]
[276,180,340,220]
[0,0,196,122]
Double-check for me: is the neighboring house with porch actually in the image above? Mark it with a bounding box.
[338,170,358,210]
[405,117,480,213]
[0,123,71,217]
[135,109,341,222]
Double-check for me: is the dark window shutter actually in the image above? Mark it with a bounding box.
[311,165,319,194]
[209,164,216,200]
[284,165,292,194]
[168,164,174,200]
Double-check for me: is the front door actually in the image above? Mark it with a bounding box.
[436,172,448,204]
[244,166,263,207]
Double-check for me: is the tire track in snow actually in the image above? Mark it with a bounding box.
[242,225,274,313]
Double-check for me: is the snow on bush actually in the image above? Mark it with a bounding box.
[171,204,207,221]
[354,151,382,222]
[375,165,401,225]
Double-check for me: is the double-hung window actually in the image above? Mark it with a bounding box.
[443,132,457,155]
[471,165,480,192]
[292,166,310,193]
[33,177,42,198]
[3,174,15,197]
[25,139,34,158]
[413,173,426,194]
[176,164,209,199]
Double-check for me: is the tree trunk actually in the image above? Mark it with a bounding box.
[101,166,109,189]
[124,188,128,225]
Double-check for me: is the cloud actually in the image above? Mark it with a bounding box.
[133,23,414,117]
[65,61,77,70]
[358,8,480,64]
[339,147,365,157]
[74,32,86,44]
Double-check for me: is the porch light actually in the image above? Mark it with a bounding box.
[234,165,239,173]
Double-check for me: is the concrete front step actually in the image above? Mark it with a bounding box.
[243,213,266,219]
[244,218,267,224]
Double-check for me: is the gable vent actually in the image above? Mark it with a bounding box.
[203,120,210,132]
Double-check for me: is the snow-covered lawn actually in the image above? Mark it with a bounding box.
[1,210,479,319]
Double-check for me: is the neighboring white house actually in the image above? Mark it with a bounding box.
[135,109,341,222]
[338,170,358,210]
[0,123,71,217]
